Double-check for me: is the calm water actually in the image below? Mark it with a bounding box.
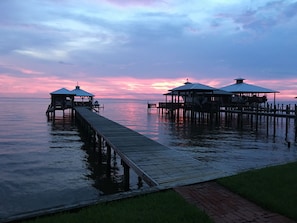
[1,98,297,221]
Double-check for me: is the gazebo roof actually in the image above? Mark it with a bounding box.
[170,81,217,92]
[220,78,279,94]
[71,85,94,97]
[204,89,233,95]
[50,88,75,95]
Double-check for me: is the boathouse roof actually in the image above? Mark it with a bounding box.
[50,88,75,95]
[71,85,94,97]
[170,81,217,92]
[164,87,231,96]
[205,89,233,95]
[220,78,279,94]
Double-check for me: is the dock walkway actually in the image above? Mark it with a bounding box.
[75,107,225,188]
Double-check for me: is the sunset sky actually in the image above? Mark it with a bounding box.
[0,0,297,101]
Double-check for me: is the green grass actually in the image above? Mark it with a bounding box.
[23,190,213,223]
[22,161,297,223]
[218,161,297,221]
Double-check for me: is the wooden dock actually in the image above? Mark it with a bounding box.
[75,107,224,189]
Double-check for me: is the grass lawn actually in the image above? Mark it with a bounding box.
[218,161,297,221]
[23,190,213,223]
[22,161,297,223]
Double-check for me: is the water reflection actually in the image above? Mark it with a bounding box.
[52,99,297,191]
[155,111,297,174]
[2,98,296,221]
[82,144,130,194]
[74,118,148,195]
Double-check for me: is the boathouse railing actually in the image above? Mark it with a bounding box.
[157,101,297,118]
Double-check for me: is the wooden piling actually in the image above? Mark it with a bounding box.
[295,105,297,142]
[106,144,111,177]
[97,134,102,163]
[285,105,289,140]
[122,161,130,191]
[273,105,277,137]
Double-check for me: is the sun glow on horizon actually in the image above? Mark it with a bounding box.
[0,74,296,102]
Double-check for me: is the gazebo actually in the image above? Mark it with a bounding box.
[168,81,231,107]
[169,81,218,107]
[48,88,75,110]
[46,88,75,118]
[71,85,94,106]
[46,85,95,119]
[220,78,279,105]
[160,80,231,115]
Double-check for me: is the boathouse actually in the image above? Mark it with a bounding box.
[159,81,231,117]
[46,85,95,119]
[46,88,75,117]
[158,78,281,120]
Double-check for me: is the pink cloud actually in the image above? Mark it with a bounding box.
[0,73,180,100]
[19,68,44,75]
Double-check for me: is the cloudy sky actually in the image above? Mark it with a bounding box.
[0,0,297,100]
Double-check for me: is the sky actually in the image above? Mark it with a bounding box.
[0,0,297,101]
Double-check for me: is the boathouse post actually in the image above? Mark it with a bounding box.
[266,108,269,136]
[295,105,297,142]
[273,104,277,137]
[177,92,180,118]
[191,90,195,120]
[250,110,254,129]
[170,91,174,117]
[237,105,243,128]
[285,105,290,140]
[256,104,259,131]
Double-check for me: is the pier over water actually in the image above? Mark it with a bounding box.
[75,107,225,189]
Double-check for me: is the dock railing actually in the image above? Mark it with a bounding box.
[222,103,297,118]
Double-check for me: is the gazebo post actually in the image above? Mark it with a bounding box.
[274,92,276,107]
[177,92,180,117]
[171,91,174,117]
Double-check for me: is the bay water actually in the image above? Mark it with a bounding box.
[1,97,297,222]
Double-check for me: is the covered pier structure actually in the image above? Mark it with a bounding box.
[158,81,231,118]
[158,78,282,119]
[46,85,95,119]
[220,78,279,108]
[156,78,297,136]
[72,85,94,106]
[46,88,75,119]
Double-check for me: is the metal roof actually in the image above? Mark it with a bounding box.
[204,89,233,95]
[220,78,279,94]
[50,88,75,95]
[71,85,94,97]
[170,82,217,92]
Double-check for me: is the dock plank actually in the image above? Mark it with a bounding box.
[75,107,225,188]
